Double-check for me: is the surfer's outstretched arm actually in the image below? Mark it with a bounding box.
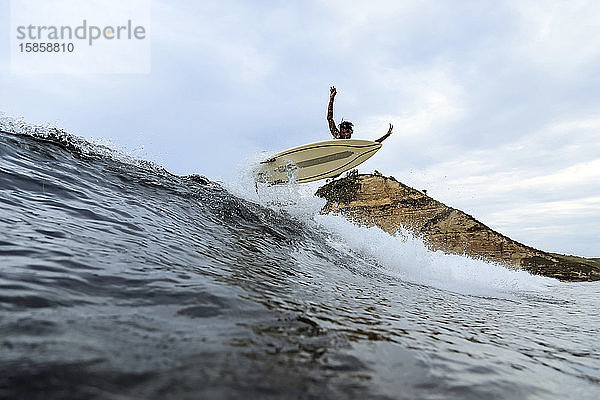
[327,86,340,138]
[375,123,393,143]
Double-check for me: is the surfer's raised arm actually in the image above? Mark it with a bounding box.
[327,86,354,139]
[375,123,393,143]
[327,86,340,138]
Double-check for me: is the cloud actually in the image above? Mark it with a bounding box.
[153,1,277,84]
[509,0,600,76]
[387,115,600,256]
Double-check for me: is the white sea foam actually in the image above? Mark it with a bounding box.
[0,113,165,174]
[226,151,327,218]
[315,213,559,295]
[229,156,560,296]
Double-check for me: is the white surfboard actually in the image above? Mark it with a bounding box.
[256,139,382,185]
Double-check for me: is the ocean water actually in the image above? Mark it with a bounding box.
[1,122,599,399]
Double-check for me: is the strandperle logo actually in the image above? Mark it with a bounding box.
[15,20,147,46]
[10,0,151,74]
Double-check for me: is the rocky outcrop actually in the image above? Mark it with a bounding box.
[316,173,600,282]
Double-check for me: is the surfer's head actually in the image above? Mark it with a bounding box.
[339,121,353,138]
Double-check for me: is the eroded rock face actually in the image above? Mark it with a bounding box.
[316,174,600,282]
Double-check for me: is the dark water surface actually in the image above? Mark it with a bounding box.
[1,125,599,399]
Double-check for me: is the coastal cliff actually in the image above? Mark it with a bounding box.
[316,173,600,282]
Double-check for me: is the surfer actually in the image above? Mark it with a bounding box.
[327,86,393,143]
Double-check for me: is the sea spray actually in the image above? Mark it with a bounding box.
[315,213,559,295]
[229,157,559,296]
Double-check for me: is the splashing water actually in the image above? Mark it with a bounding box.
[1,118,599,400]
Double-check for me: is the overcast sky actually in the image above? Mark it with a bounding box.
[1,0,599,257]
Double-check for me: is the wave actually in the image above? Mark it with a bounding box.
[1,114,559,298]
[3,115,596,400]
